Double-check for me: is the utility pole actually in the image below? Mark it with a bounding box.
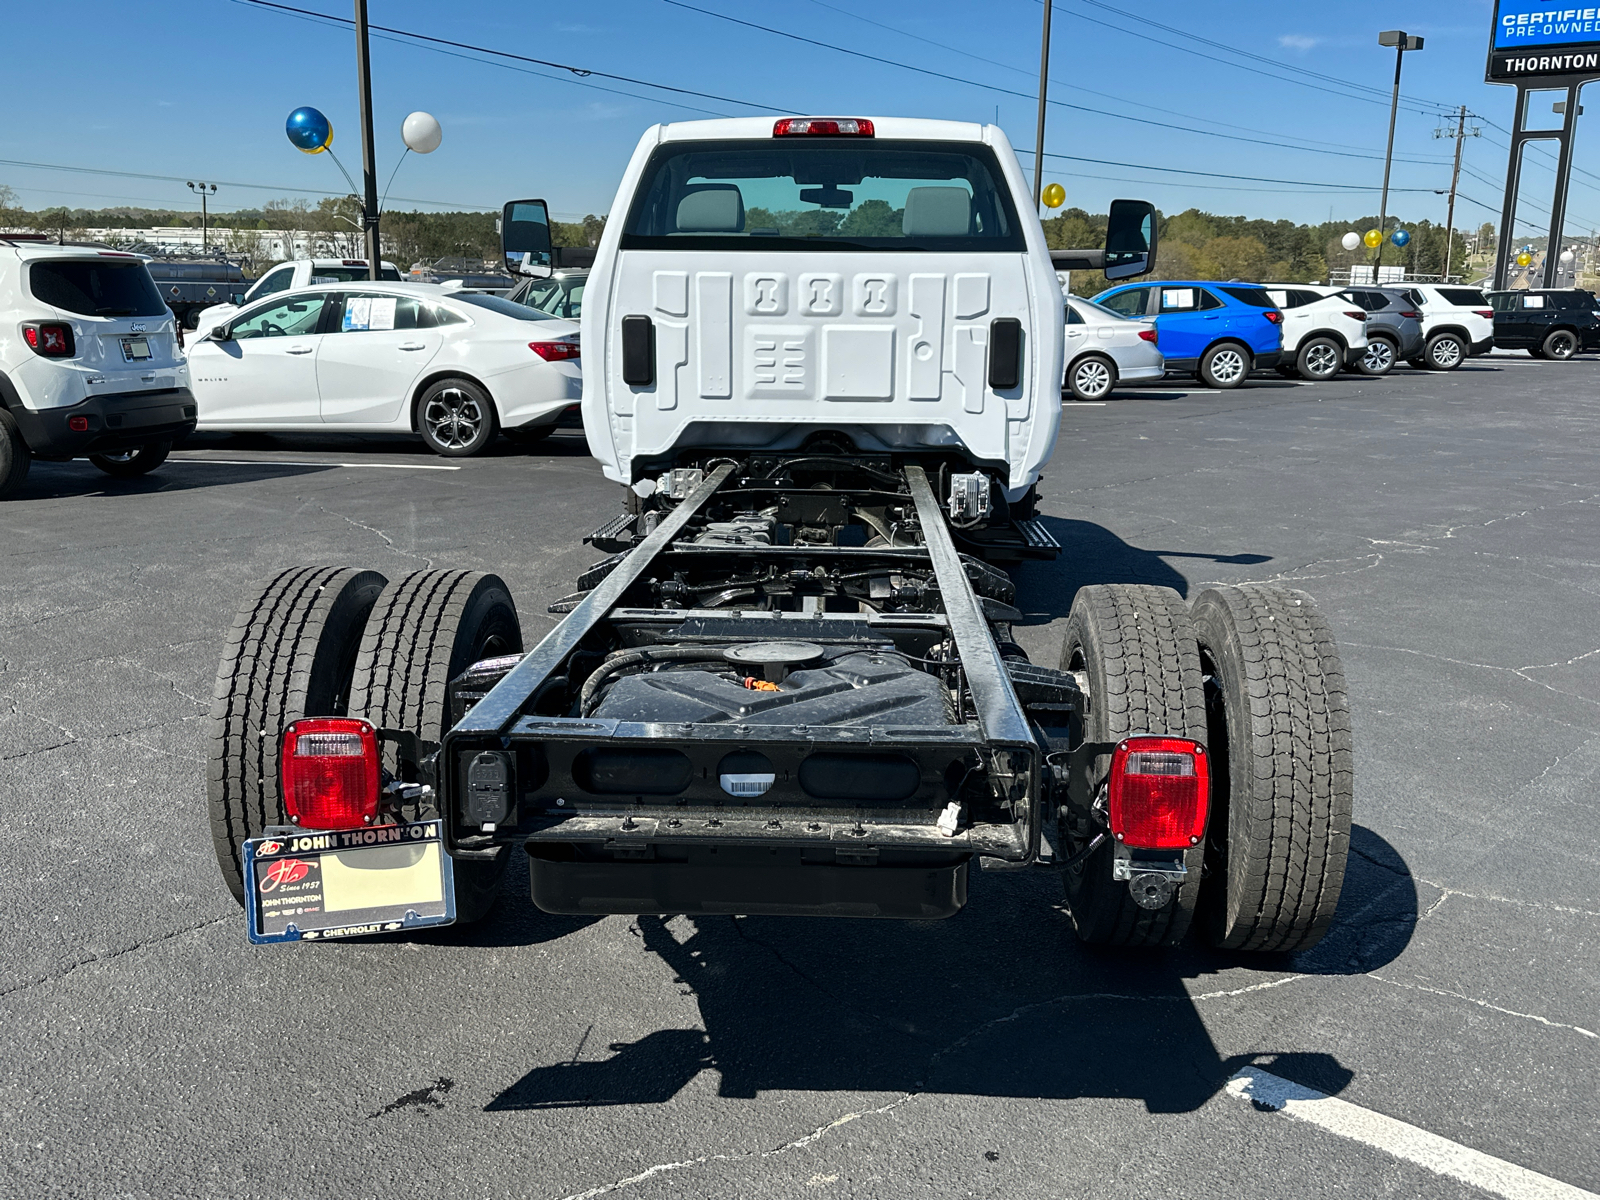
[187,181,217,254]
[354,0,382,281]
[1443,106,1466,282]
[1375,31,1424,272]
[1032,0,1052,209]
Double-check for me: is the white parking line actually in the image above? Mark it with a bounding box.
[159,458,462,471]
[1228,1067,1598,1200]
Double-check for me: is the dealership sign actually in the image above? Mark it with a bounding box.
[1488,1,1600,80]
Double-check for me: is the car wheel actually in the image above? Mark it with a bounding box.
[1198,343,1249,389]
[503,423,557,445]
[1357,337,1396,377]
[1067,354,1116,401]
[1296,336,1342,381]
[1542,329,1578,360]
[417,379,498,457]
[89,441,171,478]
[1425,332,1466,370]
[0,409,32,500]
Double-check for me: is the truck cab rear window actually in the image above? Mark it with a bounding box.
[28,260,167,317]
[621,139,1026,251]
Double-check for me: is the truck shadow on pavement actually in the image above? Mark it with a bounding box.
[484,825,1415,1115]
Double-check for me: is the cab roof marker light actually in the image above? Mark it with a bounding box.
[773,117,875,137]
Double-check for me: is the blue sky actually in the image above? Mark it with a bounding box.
[3,0,1592,240]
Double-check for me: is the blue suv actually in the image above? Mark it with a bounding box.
[1093,282,1284,389]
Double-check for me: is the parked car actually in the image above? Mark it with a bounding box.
[1399,285,1496,369]
[1060,293,1163,400]
[185,280,580,456]
[1093,281,1283,388]
[507,267,588,320]
[1485,288,1600,358]
[1336,287,1425,376]
[1260,285,1369,380]
[0,239,197,498]
[195,258,403,329]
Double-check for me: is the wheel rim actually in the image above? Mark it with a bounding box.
[1430,337,1462,368]
[423,389,483,449]
[1305,343,1338,376]
[1363,341,1393,372]
[1074,359,1112,398]
[1551,334,1575,358]
[1210,349,1246,384]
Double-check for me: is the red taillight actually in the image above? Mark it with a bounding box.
[1344,311,1367,321]
[1475,310,1495,319]
[1399,311,1420,319]
[343,259,366,266]
[1138,328,1158,344]
[773,117,874,137]
[279,717,380,830]
[1263,311,1283,324]
[529,340,580,361]
[22,322,75,357]
[68,416,89,432]
[1107,736,1210,850]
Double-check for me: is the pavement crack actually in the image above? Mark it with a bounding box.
[0,915,232,998]
[1342,641,1600,710]
[318,506,435,568]
[1367,974,1598,1040]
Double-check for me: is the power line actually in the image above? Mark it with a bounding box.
[662,0,1453,167]
[1018,148,1446,193]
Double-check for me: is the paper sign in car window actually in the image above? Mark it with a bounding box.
[1163,289,1195,309]
[368,297,397,331]
[1523,295,1545,308]
[343,297,372,331]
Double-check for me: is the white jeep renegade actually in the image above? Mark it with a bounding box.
[0,240,196,498]
[545,117,1152,505]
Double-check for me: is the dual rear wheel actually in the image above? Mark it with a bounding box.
[1058,581,1352,951]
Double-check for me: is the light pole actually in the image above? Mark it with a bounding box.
[1375,30,1423,273]
[187,181,217,254]
[353,0,382,281]
[1031,0,1052,210]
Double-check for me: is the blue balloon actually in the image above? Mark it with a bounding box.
[1391,228,1411,247]
[286,107,333,155]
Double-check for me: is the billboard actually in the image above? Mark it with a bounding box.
[1488,2,1600,80]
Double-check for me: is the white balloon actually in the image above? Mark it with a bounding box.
[1560,249,1576,263]
[402,111,442,154]
[1341,232,1362,251]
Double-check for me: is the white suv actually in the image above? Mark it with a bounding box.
[561,116,1155,503]
[0,239,196,498]
[1398,285,1496,370]
[1262,285,1369,380]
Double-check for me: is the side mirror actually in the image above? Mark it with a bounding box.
[502,198,553,276]
[208,324,233,343]
[1103,199,1158,281]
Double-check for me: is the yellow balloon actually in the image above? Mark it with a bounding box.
[1516,252,1533,267]
[1041,182,1066,209]
[1363,229,1383,249]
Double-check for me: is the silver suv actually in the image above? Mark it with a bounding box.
[0,238,195,498]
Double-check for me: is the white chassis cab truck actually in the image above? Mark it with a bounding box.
[207,117,1352,953]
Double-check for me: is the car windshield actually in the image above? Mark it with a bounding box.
[314,266,403,283]
[522,276,585,320]
[28,259,168,317]
[622,139,1025,251]
[451,292,564,321]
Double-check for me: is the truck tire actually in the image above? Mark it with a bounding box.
[89,441,172,478]
[347,569,522,924]
[1058,584,1208,946]
[207,566,389,904]
[1424,331,1466,370]
[1541,328,1578,360]
[1198,342,1250,389]
[416,379,498,457]
[1296,336,1341,381]
[1067,354,1117,401]
[0,408,31,500]
[1356,336,1396,377]
[1189,585,1352,952]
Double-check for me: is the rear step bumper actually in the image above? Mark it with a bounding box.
[528,844,969,919]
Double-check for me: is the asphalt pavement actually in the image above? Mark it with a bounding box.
[2,355,1597,1199]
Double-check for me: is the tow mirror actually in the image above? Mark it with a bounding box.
[502,198,553,276]
[1103,199,1158,281]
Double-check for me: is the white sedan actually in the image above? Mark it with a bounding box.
[1062,293,1165,401]
[186,281,581,456]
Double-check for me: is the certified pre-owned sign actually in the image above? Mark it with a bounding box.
[1488,1,1600,80]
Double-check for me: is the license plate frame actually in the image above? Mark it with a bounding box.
[243,819,456,944]
[122,337,152,361]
